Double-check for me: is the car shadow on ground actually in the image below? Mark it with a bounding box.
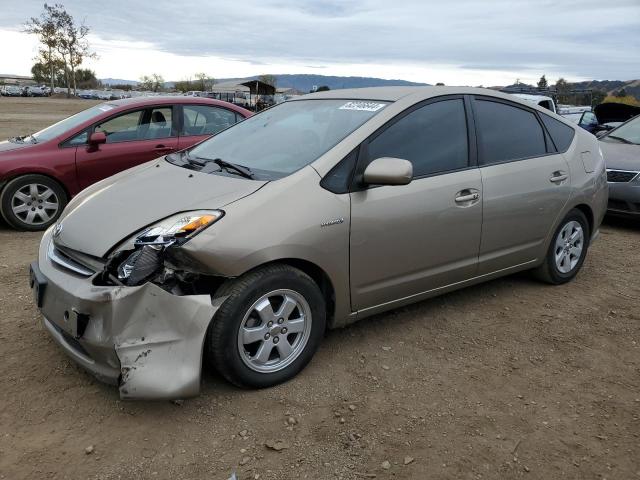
[603,214,640,231]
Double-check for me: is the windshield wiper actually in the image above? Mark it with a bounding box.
[173,152,254,179]
[189,154,254,179]
[606,135,634,144]
[210,158,254,179]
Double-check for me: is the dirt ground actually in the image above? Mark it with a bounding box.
[0,97,639,480]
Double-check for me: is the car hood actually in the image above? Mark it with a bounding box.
[0,139,36,153]
[599,140,640,172]
[55,159,267,258]
[594,103,640,125]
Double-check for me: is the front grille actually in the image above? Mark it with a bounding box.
[607,170,638,183]
[48,241,95,276]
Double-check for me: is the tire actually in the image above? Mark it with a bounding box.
[0,174,67,231]
[534,209,590,285]
[206,264,326,388]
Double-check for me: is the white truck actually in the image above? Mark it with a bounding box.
[512,93,557,113]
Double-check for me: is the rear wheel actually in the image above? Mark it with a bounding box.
[205,264,326,388]
[0,174,67,231]
[534,209,590,284]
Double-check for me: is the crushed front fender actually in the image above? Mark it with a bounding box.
[111,283,217,400]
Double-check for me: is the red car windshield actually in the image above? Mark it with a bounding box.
[28,103,117,143]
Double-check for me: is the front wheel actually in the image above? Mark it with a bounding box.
[205,264,326,388]
[534,209,590,284]
[0,174,67,231]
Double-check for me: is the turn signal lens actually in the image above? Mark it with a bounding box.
[175,214,217,235]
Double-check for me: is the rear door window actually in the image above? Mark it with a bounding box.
[474,99,547,165]
[367,98,469,177]
[183,105,237,136]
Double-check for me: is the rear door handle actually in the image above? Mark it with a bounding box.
[455,189,480,204]
[550,171,568,183]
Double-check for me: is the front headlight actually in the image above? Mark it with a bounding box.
[135,210,224,247]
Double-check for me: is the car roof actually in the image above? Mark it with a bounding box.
[104,95,251,115]
[294,86,533,103]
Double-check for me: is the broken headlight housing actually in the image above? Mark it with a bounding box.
[116,210,223,285]
[134,210,224,247]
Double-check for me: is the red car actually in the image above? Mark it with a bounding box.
[0,97,251,230]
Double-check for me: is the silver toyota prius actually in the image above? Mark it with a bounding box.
[29,87,608,400]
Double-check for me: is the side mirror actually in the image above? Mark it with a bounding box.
[362,157,413,186]
[88,131,107,146]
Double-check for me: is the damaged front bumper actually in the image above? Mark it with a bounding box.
[30,229,219,400]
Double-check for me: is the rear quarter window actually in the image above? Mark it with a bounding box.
[540,114,576,152]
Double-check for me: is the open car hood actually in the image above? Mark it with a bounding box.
[55,159,266,258]
[594,103,640,125]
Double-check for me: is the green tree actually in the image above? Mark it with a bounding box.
[74,68,99,89]
[174,79,193,93]
[614,88,627,98]
[31,58,65,85]
[316,85,330,92]
[537,75,548,89]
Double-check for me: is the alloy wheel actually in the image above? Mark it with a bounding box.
[554,220,584,274]
[237,289,312,373]
[11,183,60,226]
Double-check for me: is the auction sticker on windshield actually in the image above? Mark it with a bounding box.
[339,101,386,112]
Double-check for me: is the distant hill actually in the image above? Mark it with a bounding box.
[101,74,428,91]
[217,74,429,92]
[569,79,640,100]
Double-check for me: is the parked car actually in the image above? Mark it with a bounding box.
[77,90,94,99]
[598,114,640,217]
[23,86,48,97]
[0,97,251,230]
[1,85,22,97]
[28,87,607,400]
[578,102,640,134]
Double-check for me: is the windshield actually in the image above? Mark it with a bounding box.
[604,115,640,144]
[186,99,388,179]
[29,103,116,143]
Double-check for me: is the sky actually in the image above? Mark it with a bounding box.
[0,0,638,86]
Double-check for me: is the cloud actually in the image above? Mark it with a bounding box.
[3,0,639,82]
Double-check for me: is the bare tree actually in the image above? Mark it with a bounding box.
[139,74,164,92]
[56,8,95,96]
[26,4,95,97]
